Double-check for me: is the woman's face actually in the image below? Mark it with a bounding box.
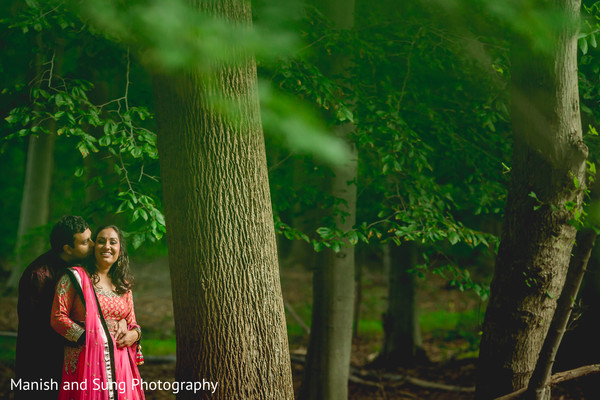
[95,228,121,266]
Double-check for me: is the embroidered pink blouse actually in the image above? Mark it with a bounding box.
[51,273,140,343]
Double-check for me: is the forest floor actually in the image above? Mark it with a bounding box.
[0,255,591,399]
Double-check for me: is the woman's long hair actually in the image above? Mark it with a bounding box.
[87,225,133,294]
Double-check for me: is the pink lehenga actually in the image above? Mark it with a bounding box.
[50,266,145,400]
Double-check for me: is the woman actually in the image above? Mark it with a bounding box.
[51,225,145,400]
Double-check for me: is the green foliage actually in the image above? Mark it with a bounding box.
[140,338,176,357]
[431,264,490,300]
[259,79,351,164]
[1,1,164,248]
[68,0,350,165]
[70,0,299,70]
[0,337,16,362]
[578,2,600,232]
[420,308,482,353]
[267,6,506,290]
[579,1,600,55]
[475,0,580,56]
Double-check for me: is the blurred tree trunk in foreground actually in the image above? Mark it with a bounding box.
[152,0,294,398]
[476,2,587,399]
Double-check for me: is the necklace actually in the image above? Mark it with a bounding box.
[92,273,119,298]
[94,284,119,298]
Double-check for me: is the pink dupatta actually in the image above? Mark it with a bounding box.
[58,267,144,400]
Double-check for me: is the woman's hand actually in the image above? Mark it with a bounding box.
[116,329,139,348]
[115,319,128,340]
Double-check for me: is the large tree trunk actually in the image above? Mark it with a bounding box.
[476,2,586,399]
[152,1,294,399]
[377,242,422,367]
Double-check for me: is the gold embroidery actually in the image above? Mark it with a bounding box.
[64,346,83,374]
[65,323,84,342]
[56,275,70,295]
[94,285,121,298]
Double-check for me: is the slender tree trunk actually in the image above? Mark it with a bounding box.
[555,176,600,398]
[377,242,422,367]
[298,0,357,398]
[7,132,56,289]
[476,2,586,399]
[7,41,61,290]
[152,1,293,398]
[300,123,358,400]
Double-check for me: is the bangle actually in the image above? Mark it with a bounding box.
[133,327,141,341]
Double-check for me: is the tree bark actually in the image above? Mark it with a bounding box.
[555,232,600,397]
[377,242,422,367]
[476,2,586,399]
[152,1,294,398]
[7,40,60,290]
[298,0,357,398]
[525,228,596,399]
[299,123,358,400]
[353,248,363,338]
[7,132,56,290]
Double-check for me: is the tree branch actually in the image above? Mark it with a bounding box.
[525,228,597,399]
[494,364,600,400]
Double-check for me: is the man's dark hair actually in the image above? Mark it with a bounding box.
[50,216,89,253]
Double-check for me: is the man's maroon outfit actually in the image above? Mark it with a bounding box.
[15,250,68,400]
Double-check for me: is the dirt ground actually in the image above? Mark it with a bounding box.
[0,257,591,399]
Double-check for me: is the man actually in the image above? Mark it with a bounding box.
[15,215,93,400]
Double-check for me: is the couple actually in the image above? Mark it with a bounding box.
[15,216,145,400]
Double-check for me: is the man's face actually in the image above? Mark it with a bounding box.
[64,228,94,260]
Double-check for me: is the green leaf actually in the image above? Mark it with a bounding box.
[336,106,354,123]
[347,230,358,245]
[449,231,460,245]
[317,227,334,240]
[331,242,341,252]
[77,142,90,158]
[580,37,589,54]
[528,192,543,205]
[131,147,143,158]
[99,135,112,146]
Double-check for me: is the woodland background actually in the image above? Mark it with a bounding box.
[2,0,600,399]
